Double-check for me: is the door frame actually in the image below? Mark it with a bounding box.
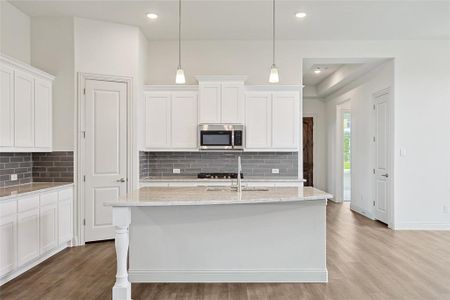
[75,73,134,245]
[334,99,351,203]
[372,87,394,228]
[340,108,352,202]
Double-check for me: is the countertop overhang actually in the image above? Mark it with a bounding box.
[106,186,332,207]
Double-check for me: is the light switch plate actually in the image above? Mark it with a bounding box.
[173,169,181,174]
[400,148,407,157]
[272,169,279,174]
[10,174,18,181]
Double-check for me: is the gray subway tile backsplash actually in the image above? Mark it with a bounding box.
[140,151,298,178]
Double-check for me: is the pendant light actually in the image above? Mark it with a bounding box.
[175,0,186,84]
[269,0,279,83]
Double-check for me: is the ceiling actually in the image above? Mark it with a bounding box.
[303,64,343,86]
[11,1,450,41]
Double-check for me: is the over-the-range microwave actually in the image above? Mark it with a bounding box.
[198,124,244,150]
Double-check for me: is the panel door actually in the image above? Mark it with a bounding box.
[199,83,221,123]
[0,213,17,277]
[39,203,58,254]
[18,208,40,266]
[171,92,198,148]
[0,64,14,148]
[221,83,244,123]
[84,80,128,242]
[373,91,390,224]
[144,93,171,148]
[58,196,73,244]
[14,70,35,148]
[245,92,272,149]
[34,79,52,149]
[272,92,299,149]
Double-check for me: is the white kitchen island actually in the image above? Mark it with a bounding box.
[106,186,332,300]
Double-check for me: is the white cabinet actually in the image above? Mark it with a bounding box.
[0,54,54,152]
[245,92,272,149]
[144,90,198,150]
[0,65,14,148]
[17,196,40,266]
[14,70,35,148]
[0,200,17,277]
[58,188,73,244]
[39,192,58,254]
[34,79,52,149]
[198,78,245,124]
[171,92,198,148]
[144,93,171,148]
[245,91,299,151]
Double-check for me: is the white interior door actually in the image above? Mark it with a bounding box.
[373,90,390,224]
[84,79,127,242]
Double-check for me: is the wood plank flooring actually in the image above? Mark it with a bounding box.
[1,202,450,300]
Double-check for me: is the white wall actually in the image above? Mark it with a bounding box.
[0,1,30,63]
[31,17,75,150]
[146,39,450,229]
[303,98,327,191]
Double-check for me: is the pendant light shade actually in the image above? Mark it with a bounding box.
[175,0,186,84]
[268,0,279,83]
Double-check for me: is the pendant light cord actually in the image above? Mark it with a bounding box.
[178,0,182,68]
[272,0,275,66]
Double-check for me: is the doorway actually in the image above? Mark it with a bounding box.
[78,74,131,243]
[303,117,314,186]
[342,111,351,201]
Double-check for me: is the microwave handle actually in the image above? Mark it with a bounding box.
[231,130,235,148]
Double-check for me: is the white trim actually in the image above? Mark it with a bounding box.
[393,223,450,231]
[76,73,133,245]
[246,85,302,92]
[128,268,328,283]
[350,203,375,220]
[0,53,55,81]
[334,100,351,203]
[144,85,198,92]
[195,75,248,82]
[0,242,70,286]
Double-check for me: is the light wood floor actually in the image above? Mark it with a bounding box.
[1,202,450,300]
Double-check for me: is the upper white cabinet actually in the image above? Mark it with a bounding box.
[144,88,198,150]
[245,90,300,151]
[197,76,245,124]
[0,54,55,152]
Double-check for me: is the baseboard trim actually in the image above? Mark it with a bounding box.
[129,268,328,283]
[394,222,450,230]
[350,204,375,220]
[0,242,70,286]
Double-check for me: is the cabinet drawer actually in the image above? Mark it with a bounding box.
[40,191,57,207]
[0,199,17,217]
[58,187,73,201]
[18,195,39,213]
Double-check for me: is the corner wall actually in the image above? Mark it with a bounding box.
[0,1,30,63]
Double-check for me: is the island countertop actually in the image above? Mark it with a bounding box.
[106,186,332,207]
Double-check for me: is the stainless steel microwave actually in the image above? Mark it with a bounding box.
[198,124,244,150]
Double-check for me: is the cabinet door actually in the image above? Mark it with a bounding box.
[245,93,272,149]
[221,83,244,123]
[18,208,40,266]
[272,92,299,149]
[0,65,14,148]
[34,79,52,149]
[14,70,35,148]
[0,213,17,277]
[171,92,198,148]
[58,189,73,244]
[144,93,171,148]
[199,83,221,123]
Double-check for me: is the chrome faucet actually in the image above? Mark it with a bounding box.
[237,156,242,193]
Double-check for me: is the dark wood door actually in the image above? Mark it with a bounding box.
[303,117,314,186]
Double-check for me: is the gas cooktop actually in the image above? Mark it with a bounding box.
[197,172,244,179]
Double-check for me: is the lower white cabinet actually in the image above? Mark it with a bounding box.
[0,185,73,285]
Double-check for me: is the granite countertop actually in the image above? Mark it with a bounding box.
[105,186,332,207]
[140,176,306,182]
[0,182,74,199]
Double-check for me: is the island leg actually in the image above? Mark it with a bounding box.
[112,207,131,300]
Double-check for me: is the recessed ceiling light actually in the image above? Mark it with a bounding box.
[314,68,321,74]
[295,12,307,18]
[146,13,158,20]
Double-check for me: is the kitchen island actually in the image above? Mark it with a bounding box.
[106,186,332,300]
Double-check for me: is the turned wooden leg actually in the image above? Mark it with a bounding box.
[112,207,131,300]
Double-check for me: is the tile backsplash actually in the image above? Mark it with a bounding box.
[0,151,74,187]
[140,151,298,178]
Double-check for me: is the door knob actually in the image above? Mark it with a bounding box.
[381,174,389,178]
[116,178,126,183]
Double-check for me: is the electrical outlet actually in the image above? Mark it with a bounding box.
[272,169,279,174]
[173,168,181,174]
[10,174,18,181]
[443,205,449,214]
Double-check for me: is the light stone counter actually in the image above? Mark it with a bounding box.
[0,182,74,200]
[106,186,332,207]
